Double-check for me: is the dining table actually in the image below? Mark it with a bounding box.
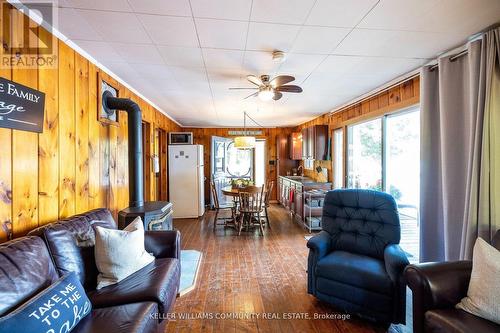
[221,185,263,233]
[221,185,241,197]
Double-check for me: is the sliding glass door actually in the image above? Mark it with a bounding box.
[385,110,420,210]
[347,118,382,190]
[346,107,420,262]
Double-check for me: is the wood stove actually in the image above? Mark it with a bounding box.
[102,89,173,231]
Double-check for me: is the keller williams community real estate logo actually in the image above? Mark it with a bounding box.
[1,1,58,69]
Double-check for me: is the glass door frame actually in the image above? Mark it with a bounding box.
[332,105,419,190]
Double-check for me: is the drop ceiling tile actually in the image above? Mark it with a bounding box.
[72,40,122,62]
[109,43,164,64]
[242,50,280,74]
[278,53,326,76]
[133,63,176,81]
[138,14,199,47]
[168,66,207,82]
[202,48,245,69]
[246,22,300,52]
[195,18,248,49]
[190,0,252,20]
[128,0,192,16]
[317,55,425,78]
[334,28,461,59]
[291,26,350,54]
[251,0,316,24]
[77,10,150,43]
[168,66,212,93]
[306,0,378,27]
[62,0,132,11]
[56,8,103,41]
[157,46,204,67]
[358,0,500,35]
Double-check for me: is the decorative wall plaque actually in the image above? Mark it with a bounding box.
[0,77,45,133]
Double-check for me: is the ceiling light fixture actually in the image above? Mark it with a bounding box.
[234,111,256,149]
[258,86,274,101]
[272,50,286,63]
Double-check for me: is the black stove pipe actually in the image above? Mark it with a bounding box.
[102,91,144,207]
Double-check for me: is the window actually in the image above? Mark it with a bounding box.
[333,128,343,189]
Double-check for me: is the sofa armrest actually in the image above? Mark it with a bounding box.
[384,244,409,282]
[306,231,331,260]
[404,260,472,333]
[144,230,180,259]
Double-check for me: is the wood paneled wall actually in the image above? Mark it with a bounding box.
[182,127,295,201]
[294,77,420,182]
[0,8,180,241]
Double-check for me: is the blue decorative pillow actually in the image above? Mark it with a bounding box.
[0,272,92,333]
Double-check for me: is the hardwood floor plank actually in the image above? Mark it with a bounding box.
[167,205,385,333]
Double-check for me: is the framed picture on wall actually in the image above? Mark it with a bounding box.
[97,72,120,126]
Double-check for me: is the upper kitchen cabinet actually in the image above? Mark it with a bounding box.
[289,132,302,160]
[301,125,329,161]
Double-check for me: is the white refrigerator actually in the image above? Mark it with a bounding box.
[168,145,205,218]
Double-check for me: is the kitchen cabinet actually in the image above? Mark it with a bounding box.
[276,134,299,183]
[301,125,329,161]
[289,132,302,160]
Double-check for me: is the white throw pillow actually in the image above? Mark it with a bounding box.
[456,237,500,324]
[94,217,154,289]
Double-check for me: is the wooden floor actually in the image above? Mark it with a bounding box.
[166,204,385,333]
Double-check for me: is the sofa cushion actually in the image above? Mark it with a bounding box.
[87,258,180,315]
[0,236,58,316]
[322,189,400,259]
[425,308,500,333]
[0,272,92,333]
[315,250,393,295]
[94,217,155,289]
[28,209,116,290]
[73,302,158,333]
[456,237,500,324]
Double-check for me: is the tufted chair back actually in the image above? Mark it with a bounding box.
[322,189,401,259]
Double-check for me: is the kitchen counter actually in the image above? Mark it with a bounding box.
[278,176,332,232]
[279,175,331,186]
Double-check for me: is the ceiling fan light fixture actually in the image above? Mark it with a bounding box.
[258,87,274,101]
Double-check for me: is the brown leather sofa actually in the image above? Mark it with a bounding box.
[0,208,181,333]
[404,230,500,333]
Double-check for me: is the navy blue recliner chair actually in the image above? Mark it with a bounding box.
[307,189,409,325]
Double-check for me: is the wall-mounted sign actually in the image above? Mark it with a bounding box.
[0,77,45,133]
[228,130,263,136]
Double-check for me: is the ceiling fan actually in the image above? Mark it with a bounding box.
[229,74,303,101]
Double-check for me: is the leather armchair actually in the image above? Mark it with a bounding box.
[404,230,500,333]
[307,189,409,325]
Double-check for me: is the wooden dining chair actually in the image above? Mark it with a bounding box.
[263,180,274,228]
[237,186,265,236]
[210,180,236,231]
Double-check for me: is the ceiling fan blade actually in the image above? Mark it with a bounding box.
[246,75,263,86]
[276,85,303,93]
[270,75,295,87]
[244,92,259,99]
[273,91,283,100]
[229,87,259,90]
